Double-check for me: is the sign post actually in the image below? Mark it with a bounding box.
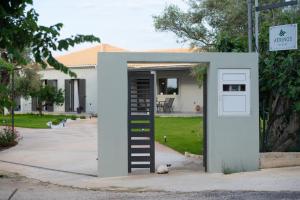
[254,0,298,52]
[269,24,298,51]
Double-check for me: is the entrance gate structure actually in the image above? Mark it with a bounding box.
[128,72,155,173]
[98,52,259,178]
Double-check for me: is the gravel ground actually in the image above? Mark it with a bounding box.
[1,172,300,200]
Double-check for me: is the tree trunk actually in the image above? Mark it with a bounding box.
[266,97,300,152]
[37,101,43,116]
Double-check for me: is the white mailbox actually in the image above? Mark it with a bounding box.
[218,69,250,116]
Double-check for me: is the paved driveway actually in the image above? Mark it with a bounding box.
[0,121,300,192]
[0,118,202,176]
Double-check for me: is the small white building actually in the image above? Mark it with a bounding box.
[19,44,203,115]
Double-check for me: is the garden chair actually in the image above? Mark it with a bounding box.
[156,98,165,112]
[156,98,175,113]
[163,98,175,113]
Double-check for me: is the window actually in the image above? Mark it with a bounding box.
[158,78,178,95]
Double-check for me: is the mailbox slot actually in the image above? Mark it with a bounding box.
[218,69,250,116]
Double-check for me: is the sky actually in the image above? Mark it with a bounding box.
[33,0,188,55]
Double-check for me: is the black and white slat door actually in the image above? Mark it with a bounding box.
[128,72,155,173]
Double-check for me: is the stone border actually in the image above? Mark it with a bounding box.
[260,152,300,169]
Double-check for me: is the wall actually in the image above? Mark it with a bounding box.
[260,152,300,169]
[19,67,201,114]
[98,52,259,177]
[20,67,98,114]
[19,97,32,113]
[156,70,203,113]
[207,55,259,173]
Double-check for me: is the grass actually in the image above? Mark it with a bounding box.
[155,117,203,155]
[0,114,73,129]
[0,114,204,155]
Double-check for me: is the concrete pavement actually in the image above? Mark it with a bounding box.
[1,171,300,200]
[1,180,300,200]
[0,119,98,176]
[0,119,299,193]
[0,118,202,176]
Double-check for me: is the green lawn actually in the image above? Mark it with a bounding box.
[1,114,203,155]
[0,114,75,129]
[155,117,203,155]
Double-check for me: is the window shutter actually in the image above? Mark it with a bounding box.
[31,97,37,111]
[65,80,71,112]
[78,79,86,112]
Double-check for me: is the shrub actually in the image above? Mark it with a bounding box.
[92,113,98,118]
[70,115,77,120]
[0,127,20,148]
[79,116,86,119]
[52,118,62,125]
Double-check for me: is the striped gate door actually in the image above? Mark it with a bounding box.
[128,71,155,173]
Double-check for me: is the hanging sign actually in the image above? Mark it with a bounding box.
[269,24,298,51]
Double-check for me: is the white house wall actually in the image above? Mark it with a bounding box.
[36,67,98,114]
[156,70,203,113]
[20,97,32,113]
[19,67,202,114]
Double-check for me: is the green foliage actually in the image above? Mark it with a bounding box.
[70,115,77,120]
[190,64,208,87]
[0,58,13,70]
[51,118,63,126]
[35,86,64,105]
[258,10,300,110]
[215,32,248,52]
[0,0,100,77]
[79,116,86,119]
[153,0,247,49]
[0,127,19,148]
[31,85,64,115]
[0,84,11,113]
[14,67,41,98]
[154,4,212,48]
[0,60,13,113]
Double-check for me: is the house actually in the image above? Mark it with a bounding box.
[18,44,203,115]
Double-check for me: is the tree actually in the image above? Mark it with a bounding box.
[0,59,13,114]
[11,66,63,115]
[32,85,64,115]
[0,0,100,112]
[258,10,300,151]
[0,0,100,76]
[154,0,300,152]
[0,83,10,114]
[14,66,41,98]
[153,0,248,50]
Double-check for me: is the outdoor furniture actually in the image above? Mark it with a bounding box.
[156,98,175,113]
[156,99,165,112]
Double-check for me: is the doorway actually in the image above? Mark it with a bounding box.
[128,70,207,174]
